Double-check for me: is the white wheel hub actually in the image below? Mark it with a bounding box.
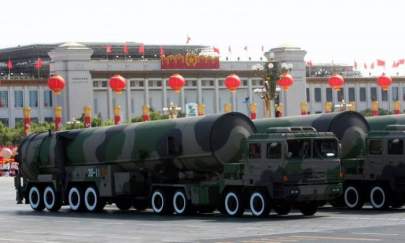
[370,186,386,209]
[250,192,265,216]
[224,192,239,216]
[173,191,187,214]
[151,191,164,213]
[43,186,56,210]
[29,186,41,209]
[344,186,359,208]
[84,187,98,211]
[68,187,81,211]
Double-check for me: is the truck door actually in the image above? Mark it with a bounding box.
[385,137,405,182]
[365,138,385,181]
[245,142,265,184]
[286,139,311,184]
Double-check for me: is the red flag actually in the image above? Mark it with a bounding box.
[306,60,313,67]
[261,45,264,52]
[398,59,405,65]
[123,42,129,55]
[34,58,43,70]
[106,45,112,54]
[228,46,232,53]
[7,59,13,69]
[159,47,165,56]
[364,63,368,69]
[393,61,399,68]
[186,35,191,44]
[354,61,358,70]
[138,43,145,55]
[376,59,385,67]
[371,62,375,69]
[213,47,220,54]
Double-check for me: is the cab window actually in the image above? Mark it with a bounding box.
[287,140,311,159]
[249,143,262,159]
[313,139,338,159]
[388,138,403,155]
[368,139,384,155]
[267,142,282,159]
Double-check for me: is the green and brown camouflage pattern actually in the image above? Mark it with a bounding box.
[237,130,342,201]
[254,111,370,159]
[18,112,256,185]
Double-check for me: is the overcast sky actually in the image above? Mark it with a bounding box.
[1,0,404,68]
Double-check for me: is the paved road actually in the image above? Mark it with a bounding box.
[1,178,405,242]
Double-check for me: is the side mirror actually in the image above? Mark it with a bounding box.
[338,142,343,158]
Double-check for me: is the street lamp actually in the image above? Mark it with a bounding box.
[252,58,293,118]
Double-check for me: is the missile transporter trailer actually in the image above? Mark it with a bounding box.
[14,112,342,217]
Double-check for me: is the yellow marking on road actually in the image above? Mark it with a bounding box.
[289,235,381,241]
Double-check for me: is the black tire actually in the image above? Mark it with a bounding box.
[133,200,148,211]
[84,186,105,212]
[68,186,85,212]
[172,190,192,215]
[115,199,132,211]
[249,191,270,217]
[369,185,390,210]
[223,190,244,217]
[390,193,404,208]
[344,185,364,209]
[299,202,318,216]
[274,204,291,215]
[28,185,45,211]
[150,189,173,215]
[43,185,62,212]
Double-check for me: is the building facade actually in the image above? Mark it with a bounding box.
[0,42,307,127]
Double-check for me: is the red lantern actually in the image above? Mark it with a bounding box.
[377,74,392,91]
[168,74,185,93]
[109,75,127,94]
[48,75,65,95]
[328,74,345,91]
[224,74,241,92]
[277,73,294,91]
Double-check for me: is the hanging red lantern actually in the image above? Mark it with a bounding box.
[377,74,392,91]
[109,74,126,94]
[48,75,65,95]
[277,73,294,91]
[328,74,345,91]
[168,74,185,93]
[224,74,241,92]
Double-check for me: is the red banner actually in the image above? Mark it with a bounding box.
[161,54,219,69]
[84,116,91,128]
[55,117,62,131]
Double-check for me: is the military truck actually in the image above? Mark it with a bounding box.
[253,111,405,209]
[14,112,342,217]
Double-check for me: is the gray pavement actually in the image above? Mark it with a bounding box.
[1,178,405,242]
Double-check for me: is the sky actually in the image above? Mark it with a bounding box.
[1,0,404,71]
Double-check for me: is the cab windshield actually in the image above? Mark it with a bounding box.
[313,139,338,159]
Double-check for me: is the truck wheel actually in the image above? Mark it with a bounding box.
[274,204,291,215]
[390,193,404,208]
[151,189,173,215]
[224,191,244,217]
[344,185,363,209]
[29,185,45,211]
[68,186,84,212]
[43,186,61,212]
[173,190,191,215]
[370,185,389,209]
[116,200,132,211]
[249,191,270,217]
[299,202,318,216]
[84,186,105,212]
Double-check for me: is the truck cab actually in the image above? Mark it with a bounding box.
[222,127,342,217]
[342,125,405,210]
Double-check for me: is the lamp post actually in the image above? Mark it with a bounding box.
[252,59,293,118]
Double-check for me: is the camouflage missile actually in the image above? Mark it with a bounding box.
[366,114,405,130]
[18,112,256,182]
[253,111,369,159]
